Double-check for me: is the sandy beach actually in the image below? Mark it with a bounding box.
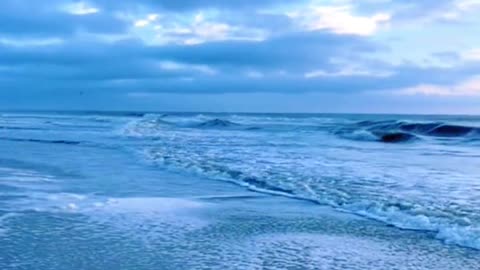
[2,168,480,269]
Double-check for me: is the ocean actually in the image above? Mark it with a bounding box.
[1,111,480,269]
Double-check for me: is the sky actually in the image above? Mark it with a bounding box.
[1,0,480,114]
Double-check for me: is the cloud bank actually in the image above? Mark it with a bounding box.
[1,0,480,113]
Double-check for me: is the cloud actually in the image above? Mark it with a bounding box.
[0,0,479,113]
[385,0,480,24]
[305,65,394,78]
[95,0,298,11]
[157,61,217,75]
[287,5,391,36]
[462,49,480,61]
[0,30,382,86]
[394,76,480,96]
[128,11,268,45]
[133,13,160,28]
[0,0,127,37]
[0,38,64,47]
[62,2,100,15]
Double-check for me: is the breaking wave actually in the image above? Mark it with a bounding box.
[120,114,480,250]
[145,147,480,249]
[336,120,480,143]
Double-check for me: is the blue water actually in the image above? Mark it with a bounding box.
[1,112,480,269]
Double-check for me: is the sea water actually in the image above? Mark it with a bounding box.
[1,112,480,269]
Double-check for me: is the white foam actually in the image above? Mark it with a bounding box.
[339,129,378,141]
[95,197,205,214]
[344,201,480,250]
[0,167,55,181]
[47,193,87,201]
[7,190,206,214]
[4,190,211,236]
[0,167,58,194]
[82,197,211,236]
[66,203,78,210]
[436,225,480,250]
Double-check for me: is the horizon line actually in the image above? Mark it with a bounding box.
[1,109,479,117]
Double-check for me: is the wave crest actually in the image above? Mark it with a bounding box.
[196,119,240,128]
[337,120,479,143]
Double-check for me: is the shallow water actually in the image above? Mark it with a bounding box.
[1,112,479,269]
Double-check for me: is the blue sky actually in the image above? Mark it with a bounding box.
[1,0,480,113]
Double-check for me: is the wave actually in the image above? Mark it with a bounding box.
[337,120,480,143]
[142,146,480,250]
[367,120,479,137]
[117,113,480,249]
[122,115,248,136]
[427,124,476,137]
[0,126,46,131]
[0,137,82,145]
[125,115,480,141]
[123,114,337,135]
[201,168,480,249]
[344,201,480,250]
[196,119,240,128]
[373,132,417,143]
[0,213,19,237]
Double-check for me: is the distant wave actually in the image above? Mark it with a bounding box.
[336,120,480,143]
[0,137,82,145]
[125,114,335,134]
[127,115,480,140]
[362,120,479,137]
[122,115,248,136]
[121,112,147,117]
[196,118,240,128]
[0,126,46,131]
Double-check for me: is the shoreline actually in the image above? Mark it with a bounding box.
[2,167,480,269]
